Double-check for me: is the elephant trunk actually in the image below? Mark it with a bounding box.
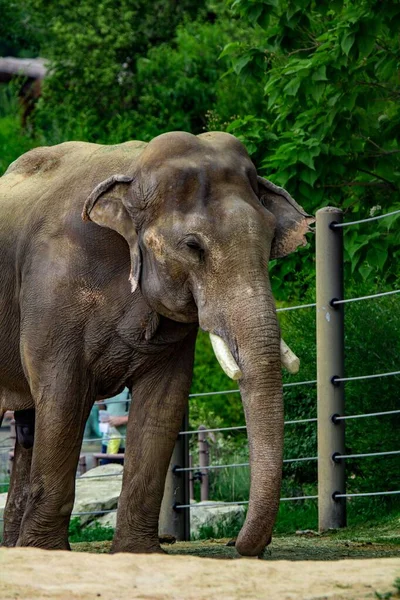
[206,286,284,556]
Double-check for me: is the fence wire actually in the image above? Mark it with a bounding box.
[332,208,400,227]
[334,370,400,383]
[334,409,400,421]
[334,490,400,499]
[335,450,400,460]
[176,455,318,473]
[332,289,400,305]
[277,302,316,312]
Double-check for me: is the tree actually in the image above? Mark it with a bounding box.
[29,0,205,141]
[221,0,400,298]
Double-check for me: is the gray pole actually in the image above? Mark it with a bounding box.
[198,425,209,501]
[159,410,190,541]
[189,454,194,501]
[316,207,346,531]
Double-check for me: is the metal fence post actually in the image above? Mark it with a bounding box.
[316,207,346,530]
[198,425,209,501]
[159,410,190,541]
[189,454,194,501]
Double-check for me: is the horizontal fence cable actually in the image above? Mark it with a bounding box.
[334,409,400,421]
[95,399,132,405]
[179,417,317,436]
[176,495,319,510]
[332,208,400,228]
[335,450,400,460]
[277,288,400,313]
[0,454,320,484]
[91,380,317,405]
[331,289,400,306]
[276,302,316,312]
[0,414,321,449]
[71,509,117,517]
[334,370,400,383]
[190,380,317,398]
[334,490,400,499]
[175,456,318,473]
[1,508,117,521]
[0,496,320,521]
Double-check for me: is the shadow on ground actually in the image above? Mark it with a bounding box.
[72,522,400,561]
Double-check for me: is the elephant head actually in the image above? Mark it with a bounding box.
[82,131,313,556]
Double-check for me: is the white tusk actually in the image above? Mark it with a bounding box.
[210,334,300,379]
[209,333,242,381]
[281,339,300,374]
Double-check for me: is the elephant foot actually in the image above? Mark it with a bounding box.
[2,524,21,547]
[16,533,71,551]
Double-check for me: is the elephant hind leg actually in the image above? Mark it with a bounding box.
[3,409,35,547]
[17,376,93,550]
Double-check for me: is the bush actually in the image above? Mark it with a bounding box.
[68,518,114,543]
[0,87,38,176]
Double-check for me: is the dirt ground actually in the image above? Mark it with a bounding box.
[0,546,399,600]
[1,531,399,600]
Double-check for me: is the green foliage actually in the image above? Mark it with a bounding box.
[68,517,114,543]
[223,0,400,299]
[192,513,245,541]
[29,1,251,143]
[0,87,38,175]
[0,0,42,57]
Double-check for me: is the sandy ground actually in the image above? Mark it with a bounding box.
[0,547,399,600]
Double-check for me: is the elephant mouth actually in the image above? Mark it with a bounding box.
[209,332,300,381]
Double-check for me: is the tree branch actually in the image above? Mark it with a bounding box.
[357,168,397,190]
[323,181,393,189]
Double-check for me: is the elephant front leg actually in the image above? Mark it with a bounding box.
[3,409,35,547]
[112,330,197,553]
[16,381,92,549]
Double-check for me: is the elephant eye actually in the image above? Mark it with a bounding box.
[184,236,205,261]
[186,239,202,251]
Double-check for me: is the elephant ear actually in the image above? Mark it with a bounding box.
[257,176,315,259]
[82,174,141,293]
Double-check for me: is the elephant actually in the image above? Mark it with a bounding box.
[0,131,313,556]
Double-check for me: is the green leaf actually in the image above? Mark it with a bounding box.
[359,263,373,280]
[300,168,319,186]
[357,34,376,58]
[312,65,328,81]
[284,78,301,96]
[311,82,326,103]
[233,54,252,75]
[298,151,315,170]
[219,42,240,60]
[341,33,355,56]
[366,247,387,271]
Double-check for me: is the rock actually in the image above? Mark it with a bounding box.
[190,501,246,538]
[91,510,117,529]
[73,464,123,526]
[295,529,320,537]
[0,491,7,535]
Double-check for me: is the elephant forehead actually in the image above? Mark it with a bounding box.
[140,159,255,213]
[140,130,249,163]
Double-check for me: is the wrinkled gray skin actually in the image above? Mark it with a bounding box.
[0,132,312,555]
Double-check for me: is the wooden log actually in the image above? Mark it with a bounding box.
[0,57,47,82]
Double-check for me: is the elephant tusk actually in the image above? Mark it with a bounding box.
[280,339,300,374]
[209,334,300,379]
[209,333,243,381]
